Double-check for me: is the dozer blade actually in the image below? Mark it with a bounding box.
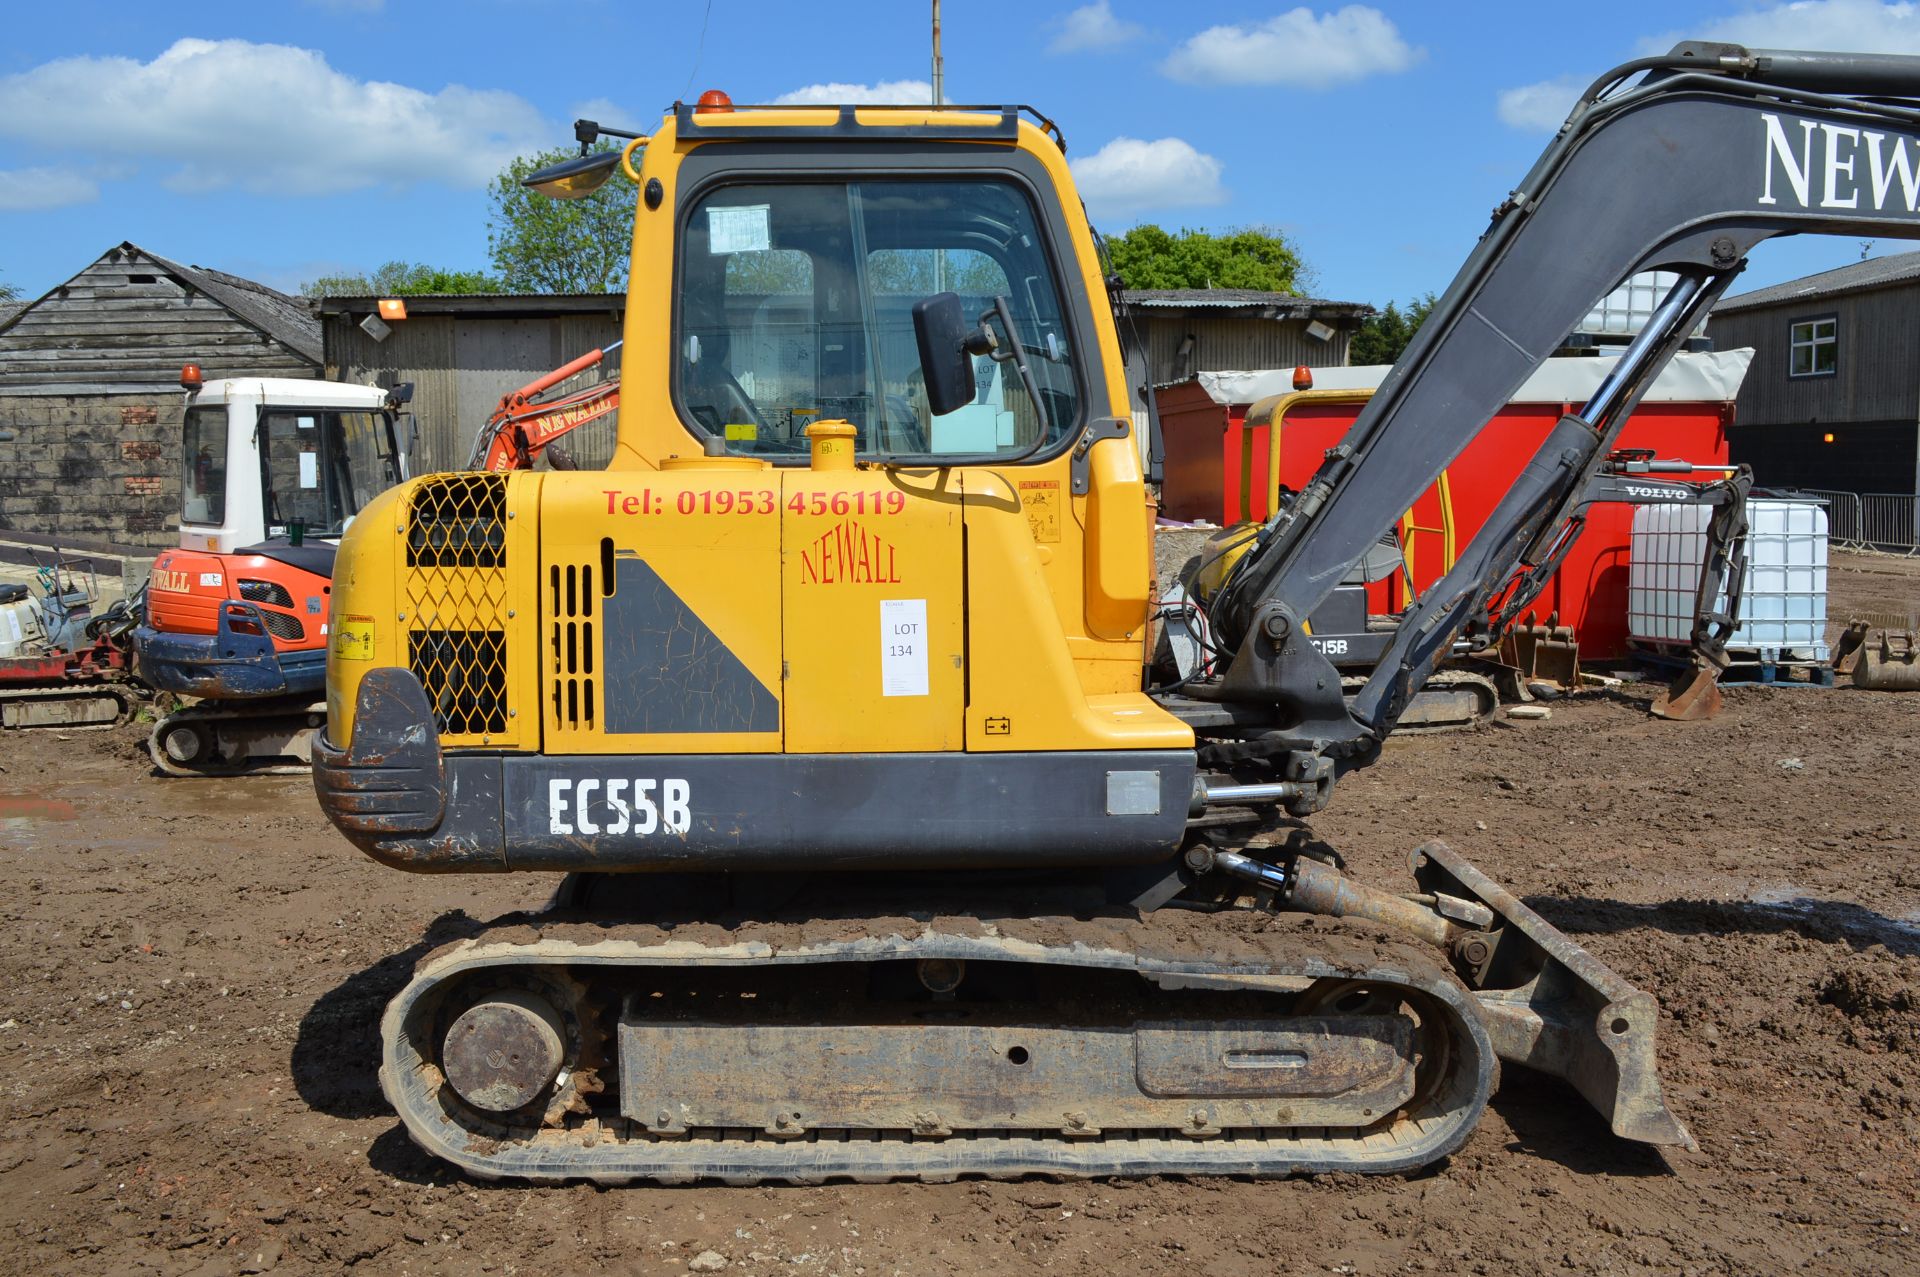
[1413,840,1694,1149]
[1649,663,1724,721]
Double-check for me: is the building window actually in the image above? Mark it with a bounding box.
[1788,315,1837,378]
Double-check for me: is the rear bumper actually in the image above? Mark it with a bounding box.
[133,615,324,699]
[314,668,1196,874]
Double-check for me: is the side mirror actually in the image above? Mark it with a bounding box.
[912,292,978,417]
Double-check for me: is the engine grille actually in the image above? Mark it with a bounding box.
[258,608,305,642]
[404,475,511,743]
[237,579,294,608]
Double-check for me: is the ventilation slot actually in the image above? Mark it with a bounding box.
[258,608,305,642]
[237,579,293,608]
[407,474,506,569]
[410,630,508,736]
[550,560,597,730]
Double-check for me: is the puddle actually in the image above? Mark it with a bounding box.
[0,794,79,824]
[1747,884,1920,945]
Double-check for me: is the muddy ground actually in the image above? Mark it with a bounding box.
[0,553,1914,1276]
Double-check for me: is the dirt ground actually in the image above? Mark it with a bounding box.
[0,552,1914,1276]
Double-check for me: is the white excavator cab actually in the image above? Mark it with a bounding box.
[176,376,412,553]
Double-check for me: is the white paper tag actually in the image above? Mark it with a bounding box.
[298,451,318,489]
[880,599,928,697]
[708,204,771,253]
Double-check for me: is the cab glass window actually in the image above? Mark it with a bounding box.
[258,411,399,537]
[676,179,1081,460]
[181,405,227,525]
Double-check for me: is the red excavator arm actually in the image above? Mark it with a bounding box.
[468,341,622,472]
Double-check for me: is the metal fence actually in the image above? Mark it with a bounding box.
[1776,487,1919,556]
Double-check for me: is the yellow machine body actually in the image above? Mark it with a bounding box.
[327,108,1187,769]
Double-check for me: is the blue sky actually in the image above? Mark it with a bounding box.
[5,0,1920,309]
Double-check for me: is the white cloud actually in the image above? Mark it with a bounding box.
[773,80,934,105]
[1162,6,1422,88]
[0,166,100,211]
[569,97,640,130]
[1069,137,1226,214]
[1496,75,1585,132]
[0,38,549,196]
[1497,2,1920,134]
[1049,2,1146,54]
[1643,0,1920,54]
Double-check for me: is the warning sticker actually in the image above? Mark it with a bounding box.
[880,599,928,697]
[333,615,375,662]
[1019,480,1060,543]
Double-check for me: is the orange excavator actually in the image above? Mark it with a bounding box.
[140,348,620,774]
[468,341,622,473]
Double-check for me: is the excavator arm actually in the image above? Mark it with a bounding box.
[1192,42,1920,802]
[468,341,622,472]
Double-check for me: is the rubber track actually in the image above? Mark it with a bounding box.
[147,702,319,777]
[379,913,1497,1184]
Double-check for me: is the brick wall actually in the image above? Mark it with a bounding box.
[0,394,179,548]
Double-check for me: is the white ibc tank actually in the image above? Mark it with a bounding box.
[1628,498,1829,661]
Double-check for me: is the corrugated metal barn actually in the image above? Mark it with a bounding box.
[1706,252,1920,496]
[1124,289,1372,386]
[0,242,322,548]
[315,295,624,474]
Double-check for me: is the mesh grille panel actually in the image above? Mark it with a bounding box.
[404,475,513,744]
[409,631,508,736]
[259,608,305,642]
[238,579,294,608]
[407,475,505,569]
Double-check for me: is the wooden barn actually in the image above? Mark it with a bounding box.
[0,242,322,548]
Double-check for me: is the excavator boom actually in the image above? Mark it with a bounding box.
[470,342,623,472]
[1202,43,1920,778]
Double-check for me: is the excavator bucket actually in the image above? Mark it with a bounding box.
[1649,662,1724,720]
[1854,631,1920,691]
[1499,612,1581,694]
[1831,619,1871,676]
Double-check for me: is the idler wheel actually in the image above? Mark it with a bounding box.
[161,722,209,764]
[442,990,567,1113]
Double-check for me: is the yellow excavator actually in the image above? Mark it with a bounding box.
[315,45,1920,1182]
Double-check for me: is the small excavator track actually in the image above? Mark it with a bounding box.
[148,699,323,776]
[1342,669,1502,734]
[378,909,1496,1184]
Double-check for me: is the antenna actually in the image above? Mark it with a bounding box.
[932,0,944,106]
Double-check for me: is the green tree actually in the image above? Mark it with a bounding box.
[487,144,633,293]
[1348,292,1438,365]
[300,260,502,297]
[0,275,20,302]
[1106,224,1308,294]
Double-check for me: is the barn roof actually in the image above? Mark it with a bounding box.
[1714,250,1920,314]
[0,242,322,363]
[1122,289,1373,318]
[136,245,322,362]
